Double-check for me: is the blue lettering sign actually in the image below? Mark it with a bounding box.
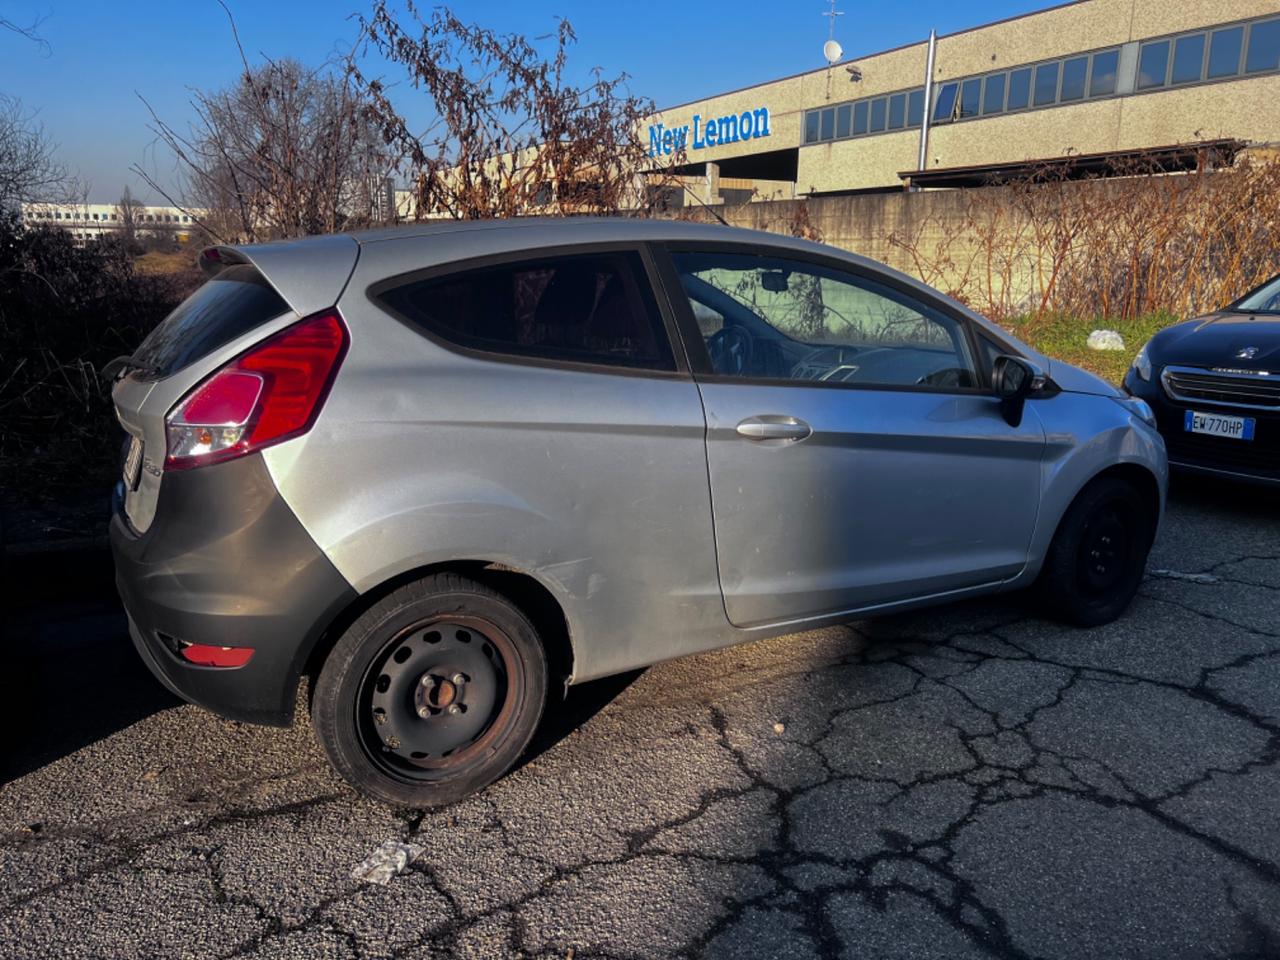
[647,106,771,157]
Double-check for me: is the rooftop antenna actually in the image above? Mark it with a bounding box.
[822,0,844,99]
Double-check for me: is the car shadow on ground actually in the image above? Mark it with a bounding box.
[0,547,180,785]
[519,668,646,770]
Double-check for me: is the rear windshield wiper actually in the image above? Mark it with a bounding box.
[101,355,160,381]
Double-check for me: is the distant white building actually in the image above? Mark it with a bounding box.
[18,201,209,245]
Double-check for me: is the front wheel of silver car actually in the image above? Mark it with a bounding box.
[1036,476,1156,628]
[312,573,547,807]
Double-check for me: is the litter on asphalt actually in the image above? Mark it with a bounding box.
[351,840,424,885]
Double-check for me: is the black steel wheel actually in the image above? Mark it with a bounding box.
[313,574,548,807]
[1036,476,1156,627]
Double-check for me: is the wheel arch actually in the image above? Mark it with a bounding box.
[297,559,576,712]
[1041,460,1164,560]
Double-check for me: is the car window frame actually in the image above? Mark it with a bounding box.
[648,240,1004,397]
[367,242,693,380]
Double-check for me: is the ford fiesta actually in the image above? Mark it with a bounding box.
[1124,273,1280,485]
[110,219,1166,806]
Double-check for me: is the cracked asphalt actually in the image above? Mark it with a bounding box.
[2,475,1278,960]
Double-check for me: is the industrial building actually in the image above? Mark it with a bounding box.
[19,202,206,244]
[645,0,1280,204]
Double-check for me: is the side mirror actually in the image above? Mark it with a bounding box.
[991,355,1046,427]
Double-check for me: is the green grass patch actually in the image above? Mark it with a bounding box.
[1003,311,1182,385]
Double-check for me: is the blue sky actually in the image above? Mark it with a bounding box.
[0,0,1052,203]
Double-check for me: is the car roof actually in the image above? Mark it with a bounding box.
[346,215,813,251]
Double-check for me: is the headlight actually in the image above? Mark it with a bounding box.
[1113,395,1157,429]
[1132,342,1152,382]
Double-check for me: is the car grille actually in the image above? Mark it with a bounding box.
[1162,365,1280,410]
[1163,430,1279,478]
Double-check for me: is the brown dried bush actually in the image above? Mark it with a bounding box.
[889,152,1280,323]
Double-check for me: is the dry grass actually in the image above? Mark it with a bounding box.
[134,248,200,277]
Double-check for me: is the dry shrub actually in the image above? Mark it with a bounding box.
[0,217,200,502]
[889,152,1280,323]
[353,2,684,219]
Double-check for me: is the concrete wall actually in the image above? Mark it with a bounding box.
[677,190,955,275]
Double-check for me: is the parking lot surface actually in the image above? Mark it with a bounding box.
[2,477,1278,959]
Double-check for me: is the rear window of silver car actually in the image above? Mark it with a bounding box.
[375,251,676,371]
[129,265,291,379]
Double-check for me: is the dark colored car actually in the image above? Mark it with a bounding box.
[1124,274,1280,485]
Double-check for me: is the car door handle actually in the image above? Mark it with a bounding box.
[735,416,812,441]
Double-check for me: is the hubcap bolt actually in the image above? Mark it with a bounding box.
[447,704,461,715]
[452,673,466,685]
[417,705,431,719]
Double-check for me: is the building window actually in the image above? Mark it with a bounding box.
[1137,40,1170,88]
[819,107,835,140]
[1208,26,1244,78]
[1090,49,1120,96]
[804,111,819,144]
[852,99,868,135]
[1171,33,1206,84]
[933,83,958,122]
[1246,17,1280,73]
[835,103,851,138]
[1033,61,1059,105]
[869,97,886,132]
[1006,67,1031,110]
[887,92,906,129]
[981,72,1005,114]
[958,77,981,118]
[1059,56,1088,100]
[907,88,924,126]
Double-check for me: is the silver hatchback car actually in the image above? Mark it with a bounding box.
[110,218,1166,805]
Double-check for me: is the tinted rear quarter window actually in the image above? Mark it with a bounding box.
[130,264,291,378]
[375,251,675,371]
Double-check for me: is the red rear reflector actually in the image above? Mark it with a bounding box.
[180,643,255,668]
[165,310,347,470]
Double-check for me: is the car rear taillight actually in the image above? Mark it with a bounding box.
[165,310,347,470]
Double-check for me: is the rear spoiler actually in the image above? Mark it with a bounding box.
[196,235,360,317]
[197,245,252,278]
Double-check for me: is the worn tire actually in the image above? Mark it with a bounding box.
[312,573,547,807]
[1035,476,1156,627]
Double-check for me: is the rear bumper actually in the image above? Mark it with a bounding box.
[1124,369,1280,487]
[110,454,357,726]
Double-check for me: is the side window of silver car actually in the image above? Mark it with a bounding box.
[375,250,676,371]
[670,250,977,390]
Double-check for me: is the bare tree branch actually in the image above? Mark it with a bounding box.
[0,13,51,56]
[0,96,72,208]
[350,3,685,220]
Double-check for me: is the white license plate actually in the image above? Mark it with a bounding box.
[1184,410,1255,441]
[123,435,143,489]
